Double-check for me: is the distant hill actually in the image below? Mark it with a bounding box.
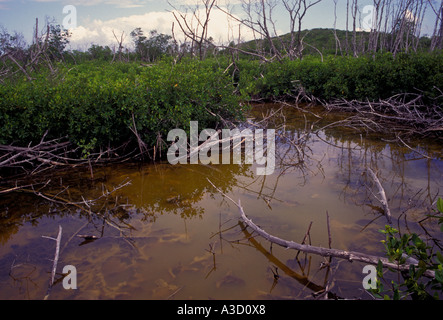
[235,28,432,57]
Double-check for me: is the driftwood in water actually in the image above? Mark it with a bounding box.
[0,133,139,178]
[207,179,435,279]
[236,199,434,277]
[322,92,443,138]
[42,225,62,300]
[366,168,392,225]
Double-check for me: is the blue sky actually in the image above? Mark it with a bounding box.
[0,0,437,50]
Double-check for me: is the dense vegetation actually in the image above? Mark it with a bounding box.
[369,198,443,300]
[0,21,442,159]
[1,52,442,153]
[237,28,434,57]
[0,58,245,154]
[234,51,443,102]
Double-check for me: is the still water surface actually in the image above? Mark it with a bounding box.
[0,104,442,300]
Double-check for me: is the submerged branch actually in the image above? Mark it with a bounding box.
[236,198,429,275]
[322,93,443,139]
[207,179,435,279]
[0,134,141,179]
[366,168,392,225]
[43,225,62,300]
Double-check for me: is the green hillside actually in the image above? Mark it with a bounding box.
[236,28,432,57]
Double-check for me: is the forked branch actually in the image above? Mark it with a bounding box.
[207,178,435,278]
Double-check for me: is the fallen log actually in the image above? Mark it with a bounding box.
[322,93,443,138]
[237,199,434,277]
[206,178,435,278]
[42,225,62,300]
[366,168,392,225]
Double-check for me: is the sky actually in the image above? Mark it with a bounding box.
[0,0,438,51]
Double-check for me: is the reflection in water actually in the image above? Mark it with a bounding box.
[0,103,442,300]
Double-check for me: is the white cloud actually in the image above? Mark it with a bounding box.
[405,9,417,23]
[68,6,254,50]
[68,11,172,49]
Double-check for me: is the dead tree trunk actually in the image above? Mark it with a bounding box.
[207,179,436,279]
[236,199,434,277]
[430,0,443,51]
[169,0,216,60]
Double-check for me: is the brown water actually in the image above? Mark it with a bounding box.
[0,104,442,300]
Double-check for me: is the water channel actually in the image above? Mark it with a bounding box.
[0,104,442,300]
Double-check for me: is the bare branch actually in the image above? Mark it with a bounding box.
[207,178,436,278]
[43,225,62,300]
[366,168,393,225]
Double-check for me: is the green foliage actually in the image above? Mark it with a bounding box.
[235,52,443,104]
[0,58,245,156]
[87,44,113,62]
[368,198,443,300]
[130,28,176,62]
[47,24,71,61]
[1,47,441,160]
[0,26,26,56]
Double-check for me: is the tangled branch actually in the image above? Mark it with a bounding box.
[207,178,436,279]
[323,93,443,139]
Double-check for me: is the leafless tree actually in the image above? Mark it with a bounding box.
[217,0,322,61]
[0,18,59,81]
[387,0,427,55]
[169,0,217,60]
[231,0,284,61]
[333,0,343,56]
[429,0,443,51]
[282,0,322,60]
[112,30,126,62]
[351,0,359,57]
[342,0,431,56]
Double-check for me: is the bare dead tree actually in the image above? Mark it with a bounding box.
[112,30,126,62]
[284,0,322,60]
[378,0,391,52]
[216,0,321,61]
[333,0,343,56]
[169,0,217,60]
[215,4,271,61]
[208,179,436,279]
[393,0,410,54]
[0,18,57,81]
[411,0,428,51]
[343,0,430,56]
[236,0,283,61]
[171,22,187,64]
[389,0,428,55]
[429,0,443,51]
[368,0,382,53]
[345,0,350,55]
[352,0,359,57]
